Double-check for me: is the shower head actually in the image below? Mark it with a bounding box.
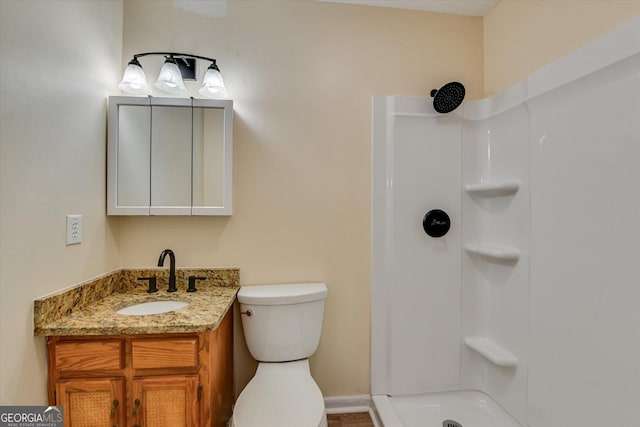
[430,82,465,113]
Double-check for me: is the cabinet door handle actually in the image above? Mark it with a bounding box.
[110,399,119,418]
[132,398,141,417]
[198,383,203,401]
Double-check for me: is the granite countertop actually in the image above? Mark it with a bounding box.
[34,268,239,336]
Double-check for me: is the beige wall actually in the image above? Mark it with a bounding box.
[0,0,123,403]
[119,0,483,397]
[484,0,640,95]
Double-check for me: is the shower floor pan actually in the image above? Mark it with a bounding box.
[372,390,522,427]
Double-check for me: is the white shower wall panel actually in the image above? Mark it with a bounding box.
[371,97,462,396]
[460,105,530,424]
[526,52,640,427]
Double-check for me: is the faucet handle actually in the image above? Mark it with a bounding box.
[138,277,157,293]
[187,276,205,293]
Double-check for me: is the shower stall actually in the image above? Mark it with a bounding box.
[371,18,640,427]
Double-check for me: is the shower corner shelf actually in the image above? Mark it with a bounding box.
[464,336,518,368]
[464,242,520,261]
[464,180,521,197]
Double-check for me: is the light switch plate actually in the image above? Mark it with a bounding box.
[66,215,82,245]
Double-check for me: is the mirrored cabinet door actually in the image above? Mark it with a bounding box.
[117,105,151,210]
[191,102,232,215]
[108,97,152,215]
[150,102,192,215]
[107,96,233,216]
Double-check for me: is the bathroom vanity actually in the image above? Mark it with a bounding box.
[34,268,238,427]
[46,321,231,427]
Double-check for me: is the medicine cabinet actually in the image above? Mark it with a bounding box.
[107,96,233,215]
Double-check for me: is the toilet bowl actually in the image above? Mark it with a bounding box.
[232,360,327,427]
[232,283,328,427]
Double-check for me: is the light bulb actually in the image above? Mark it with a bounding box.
[155,58,186,93]
[118,59,149,95]
[199,63,227,98]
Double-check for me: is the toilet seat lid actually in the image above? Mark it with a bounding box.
[238,282,327,305]
[234,362,325,427]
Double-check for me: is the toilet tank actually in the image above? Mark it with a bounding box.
[238,283,328,362]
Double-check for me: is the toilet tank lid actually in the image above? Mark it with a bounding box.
[238,283,327,305]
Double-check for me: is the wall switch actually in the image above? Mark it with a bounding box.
[66,215,82,245]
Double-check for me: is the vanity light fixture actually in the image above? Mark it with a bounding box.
[118,52,227,98]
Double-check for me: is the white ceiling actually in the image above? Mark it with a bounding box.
[316,0,501,16]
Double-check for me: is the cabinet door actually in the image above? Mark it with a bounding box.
[150,102,192,215]
[191,101,233,215]
[131,376,199,427]
[108,97,151,215]
[56,378,125,427]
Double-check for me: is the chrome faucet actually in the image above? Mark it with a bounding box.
[157,249,177,292]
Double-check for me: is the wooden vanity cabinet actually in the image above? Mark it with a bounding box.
[47,310,233,427]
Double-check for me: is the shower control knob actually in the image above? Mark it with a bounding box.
[423,209,451,238]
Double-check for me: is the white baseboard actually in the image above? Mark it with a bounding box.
[324,395,381,427]
[325,394,371,414]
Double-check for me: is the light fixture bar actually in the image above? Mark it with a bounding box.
[131,52,218,63]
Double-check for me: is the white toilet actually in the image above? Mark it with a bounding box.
[232,282,328,427]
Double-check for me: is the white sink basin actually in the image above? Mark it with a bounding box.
[116,300,189,316]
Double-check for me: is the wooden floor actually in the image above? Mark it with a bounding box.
[327,412,375,427]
